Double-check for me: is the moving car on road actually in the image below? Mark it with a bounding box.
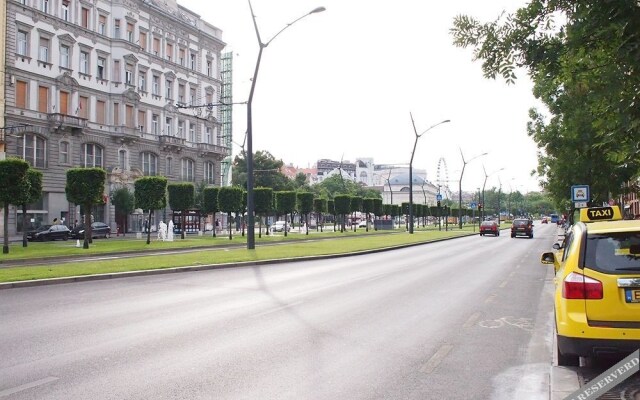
[70,222,111,239]
[540,206,640,366]
[27,224,71,241]
[511,218,534,238]
[270,221,290,233]
[479,221,499,236]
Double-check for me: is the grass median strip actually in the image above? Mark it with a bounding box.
[0,229,474,282]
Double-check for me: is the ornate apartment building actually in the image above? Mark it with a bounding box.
[3,0,232,235]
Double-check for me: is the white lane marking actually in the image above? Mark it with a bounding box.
[0,376,59,397]
[499,280,509,288]
[463,312,482,328]
[420,344,454,374]
[485,293,497,304]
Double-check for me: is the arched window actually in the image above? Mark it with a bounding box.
[59,140,70,165]
[17,134,46,168]
[166,156,173,176]
[118,149,128,170]
[181,158,194,182]
[204,161,215,184]
[140,152,157,176]
[82,143,103,167]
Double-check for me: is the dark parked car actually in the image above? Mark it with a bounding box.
[511,218,534,238]
[71,222,111,239]
[27,224,71,241]
[479,221,499,236]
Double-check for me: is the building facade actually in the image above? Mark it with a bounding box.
[3,0,231,235]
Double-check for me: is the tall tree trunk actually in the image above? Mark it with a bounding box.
[22,204,28,247]
[3,204,10,254]
[146,209,152,245]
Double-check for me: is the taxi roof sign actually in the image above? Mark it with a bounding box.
[579,206,622,222]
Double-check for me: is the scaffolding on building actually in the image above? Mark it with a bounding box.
[220,51,233,186]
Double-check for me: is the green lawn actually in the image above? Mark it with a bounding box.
[0,224,498,283]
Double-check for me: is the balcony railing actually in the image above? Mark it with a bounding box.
[47,113,88,133]
[197,142,227,156]
[159,135,186,152]
[112,125,140,144]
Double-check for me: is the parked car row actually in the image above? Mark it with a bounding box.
[26,222,111,241]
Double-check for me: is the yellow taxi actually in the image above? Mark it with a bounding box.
[541,206,640,366]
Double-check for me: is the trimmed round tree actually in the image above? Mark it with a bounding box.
[313,198,327,232]
[296,192,314,235]
[327,199,336,232]
[66,168,107,249]
[350,196,363,231]
[134,176,168,245]
[16,168,43,247]
[202,187,220,237]
[333,194,351,233]
[274,191,296,237]
[0,158,30,254]
[373,198,383,231]
[111,187,135,236]
[218,186,243,240]
[254,187,273,238]
[362,198,375,232]
[168,183,195,239]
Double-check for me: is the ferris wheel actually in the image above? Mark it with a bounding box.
[436,157,452,199]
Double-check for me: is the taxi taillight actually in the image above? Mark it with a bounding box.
[562,272,603,299]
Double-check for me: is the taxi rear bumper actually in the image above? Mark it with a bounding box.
[557,335,640,358]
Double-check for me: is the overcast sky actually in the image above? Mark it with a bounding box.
[184,0,543,194]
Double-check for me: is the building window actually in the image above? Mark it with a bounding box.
[188,122,195,142]
[138,71,146,91]
[39,37,50,63]
[59,140,70,164]
[60,45,70,68]
[165,80,172,99]
[17,30,29,56]
[125,67,133,85]
[152,114,159,134]
[152,75,159,95]
[62,1,70,21]
[138,110,146,132]
[190,88,196,105]
[18,134,46,168]
[118,149,127,170]
[113,102,120,125]
[204,162,215,184]
[16,81,28,109]
[38,86,49,113]
[98,15,106,35]
[79,51,89,74]
[177,120,184,138]
[83,143,103,168]
[113,60,121,82]
[166,43,173,61]
[179,48,185,66]
[81,8,90,29]
[97,57,106,79]
[139,31,147,51]
[59,91,70,115]
[165,117,172,136]
[78,96,88,118]
[152,37,160,56]
[114,19,121,39]
[96,100,106,124]
[125,105,134,128]
[205,127,212,144]
[166,157,173,176]
[126,23,134,42]
[41,0,49,13]
[181,159,194,182]
[141,152,157,176]
[206,60,212,77]
[190,53,196,70]
[178,84,185,103]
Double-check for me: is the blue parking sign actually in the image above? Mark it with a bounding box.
[436,194,443,201]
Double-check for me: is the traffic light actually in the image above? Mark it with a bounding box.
[478,204,483,211]
[437,200,441,208]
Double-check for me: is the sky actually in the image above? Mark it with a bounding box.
[184,0,544,194]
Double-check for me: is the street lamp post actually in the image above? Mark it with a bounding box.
[481,165,504,222]
[408,113,450,234]
[457,149,487,229]
[246,1,325,249]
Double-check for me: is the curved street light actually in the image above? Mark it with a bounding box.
[458,149,488,229]
[409,113,450,234]
[481,165,505,222]
[246,2,326,249]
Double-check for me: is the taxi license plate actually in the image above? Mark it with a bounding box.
[625,289,640,303]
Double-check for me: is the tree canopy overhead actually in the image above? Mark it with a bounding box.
[232,150,293,191]
[451,0,640,205]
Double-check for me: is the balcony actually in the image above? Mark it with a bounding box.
[159,135,185,153]
[197,142,228,159]
[47,113,87,134]
[112,125,140,145]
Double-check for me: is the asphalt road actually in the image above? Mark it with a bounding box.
[0,223,561,399]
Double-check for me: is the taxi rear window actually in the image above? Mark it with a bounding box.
[584,232,640,273]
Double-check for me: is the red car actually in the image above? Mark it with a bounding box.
[479,221,499,236]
